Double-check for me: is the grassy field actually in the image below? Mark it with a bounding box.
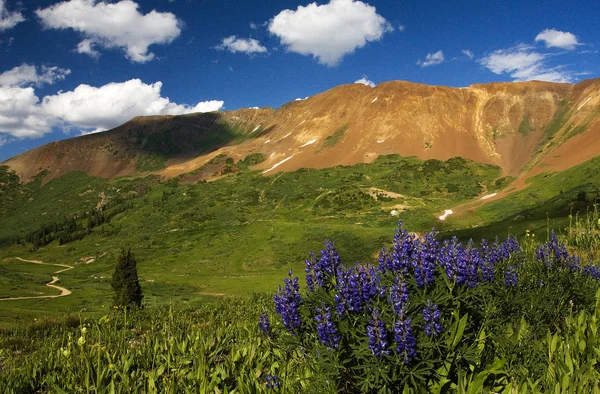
[2,152,600,391]
[0,155,504,324]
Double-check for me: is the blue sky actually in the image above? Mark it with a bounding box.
[0,0,598,161]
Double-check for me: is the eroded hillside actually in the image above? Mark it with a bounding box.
[4,78,600,183]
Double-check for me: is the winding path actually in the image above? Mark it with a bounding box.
[0,257,73,301]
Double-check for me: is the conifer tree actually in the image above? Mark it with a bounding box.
[111,248,143,308]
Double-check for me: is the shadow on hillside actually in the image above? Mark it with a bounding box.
[83,112,275,161]
[447,186,599,242]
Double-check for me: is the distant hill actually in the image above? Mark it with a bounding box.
[4,78,600,184]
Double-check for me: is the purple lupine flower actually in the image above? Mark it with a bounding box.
[422,301,443,337]
[440,238,468,285]
[274,271,302,333]
[394,315,417,365]
[388,279,409,315]
[265,374,280,390]
[500,236,521,259]
[367,308,389,357]
[259,312,271,335]
[568,255,581,272]
[479,238,496,282]
[315,302,340,349]
[335,264,381,316]
[548,231,569,263]
[316,240,341,288]
[504,266,518,287]
[464,240,481,288]
[583,265,600,280]
[305,251,317,292]
[411,237,437,287]
[390,221,416,275]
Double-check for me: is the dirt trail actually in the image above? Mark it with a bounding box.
[0,257,73,301]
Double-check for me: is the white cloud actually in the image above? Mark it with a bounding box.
[479,44,572,82]
[268,0,392,66]
[41,79,223,131]
[216,36,267,55]
[535,28,581,50]
[462,49,474,59]
[418,50,444,67]
[397,24,405,32]
[36,0,181,63]
[0,87,54,138]
[76,38,100,58]
[0,0,25,32]
[0,64,71,88]
[0,78,223,139]
[354,75,376,87]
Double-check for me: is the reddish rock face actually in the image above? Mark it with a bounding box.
[4,78,600,184]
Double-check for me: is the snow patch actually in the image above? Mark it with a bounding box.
[480,193,497,200]
[278,132,292,141]
[300,139,318,147]
[264,139,271,144]
[298,120,305,126]
[252,125,261,133]
[577,97,593,111]
[249,106,259,110]
[438,210,453,221]
[270,152,275,157]
[377,139,385,143]
[262,156,294,174]
[371,97,378,103]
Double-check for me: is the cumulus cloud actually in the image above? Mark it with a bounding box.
[0,87,54,138]
[0,78,223,139]
[354,75,376,87]
[535,28,581,50]
[479,44,572,82]
[0,0,24,32]
[41,79,223,131]
[268,0,392,66]
[0,64,71,88]
[462,49,474,59]
[36,0,181,62]
[216,36,267,55]
[417,50,444,67]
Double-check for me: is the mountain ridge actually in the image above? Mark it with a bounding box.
[3,77,600,184]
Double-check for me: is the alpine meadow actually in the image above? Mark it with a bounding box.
[1,0,600,392]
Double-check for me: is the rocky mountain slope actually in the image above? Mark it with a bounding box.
[4,78,600,183]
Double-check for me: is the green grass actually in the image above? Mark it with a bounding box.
[0,155,503,322]
[518,116,535,136]
[321,125,347,148]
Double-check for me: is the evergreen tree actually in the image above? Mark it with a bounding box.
[111,248,143,308]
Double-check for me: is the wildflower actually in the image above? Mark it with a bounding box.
[394,315,416,364]
[389,221,416,275]
[505,266,518,287]
[335,264,380,316]
[304,251,317,292]
[422,301,443,336]
[274,271,302,333]
[258,312,271,336]
[77,336,86,347]
[388,280,409,315]
[479,238,496,282]
[367,308,389,357]
[315,302,340,349]
[61,347,70,357]
[265,374,280,390]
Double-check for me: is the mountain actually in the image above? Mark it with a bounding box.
[3,78,600,184]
